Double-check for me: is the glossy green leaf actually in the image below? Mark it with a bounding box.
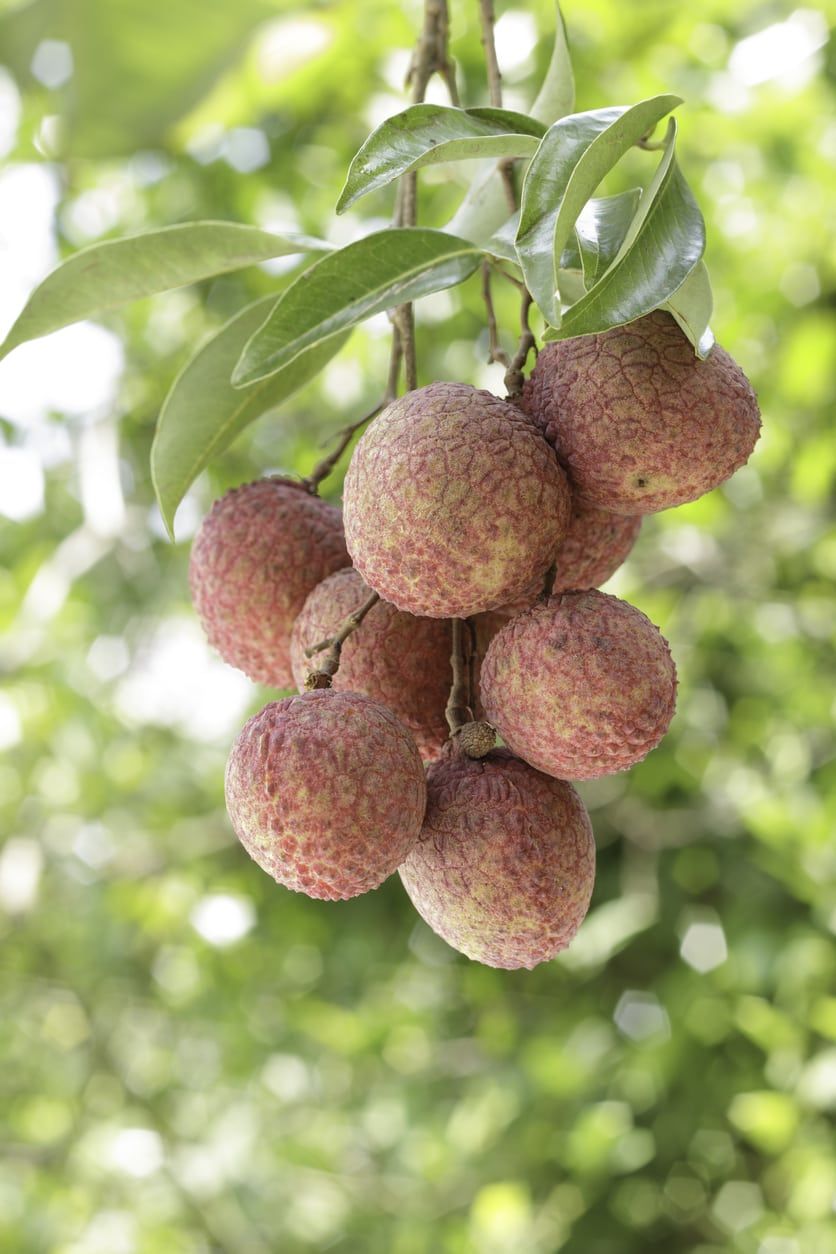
[546,120,706,341]
[664,262,715,358]
[530,2,575,125]
[574,189,643,286]
[0,222,329,361]
[151,298,349,538]
[233,228,482,386]
[336,105,544,213]
[517,95,681,325]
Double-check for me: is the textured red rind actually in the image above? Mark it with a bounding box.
[521,311,761,515]
[343,381,572,618]
[189,479,349,688]
[290,567,451,762]
[225,690,427,900]
[399,747,595,969]
[480,590,677,780]
[494,500,642,615]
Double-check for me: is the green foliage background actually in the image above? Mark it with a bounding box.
[1,1,835,1250]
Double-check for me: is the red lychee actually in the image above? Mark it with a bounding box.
[290,567,452,761]
[225,690,426,900]
[189,479,349,688]
[479,590,677,780]
[522,311,761,515]
[399,746,595,969]
[343,381,571,618]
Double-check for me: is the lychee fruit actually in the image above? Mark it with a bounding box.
[290,567,452,761]
[399,746,595,969]
[225,689,426,900]
[343,381,572,618]
[479,589,677,780]
[522,311,761,515]
[493,500,642,615]
[190,479,349,688]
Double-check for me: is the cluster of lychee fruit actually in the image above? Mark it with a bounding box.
[190,312,760,970]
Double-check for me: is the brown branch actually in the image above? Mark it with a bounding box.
[304,591,380,688]
[445,619,473,734]
[477,0,503,107]
[477,0,516,211]
[445,618,496,757]
[393,0,458,394]
[481,261,510,368]
[504,288,536,398]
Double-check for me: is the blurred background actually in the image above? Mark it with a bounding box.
[1,1,835,1250]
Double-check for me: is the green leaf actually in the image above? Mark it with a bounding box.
[336,105,544,213]
[0,222,329,361]
[530,1,575,125]
[574,189,643,286]
[233,228,482,386]
[444,3,575,248]
[517,95,681,325]
[151,298,349,538]
[546,120,706,341]
[664,262,715,358]
[485,212,522,264]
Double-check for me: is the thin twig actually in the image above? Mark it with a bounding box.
[504,288,536,397]
[394,0,458,394]
[481,261,510,368]
[303,406,383,493]
[477,0,516,211]
[304,591,380,688]
[445,619,473,734]
[445,619,496,757]
[477,0,503,107]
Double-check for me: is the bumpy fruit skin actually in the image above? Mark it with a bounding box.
[343,382,571,617]
[399,747,595,970]
[225,690,426,900]
[495,501,642,615]
[290,567,451,761]
[480,590,677,780]
[189,479,349,688]
[522,311,761,515]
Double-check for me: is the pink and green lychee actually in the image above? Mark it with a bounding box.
[190,479,349,689]
[225,690,427,900]
[290,567,452,761]
[399,746,595,969]
[522,311,761,515]
[480,589,677,780]
[343,381,571,618]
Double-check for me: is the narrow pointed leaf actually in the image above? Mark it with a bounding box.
[485,211,521,264]
[574,189,642,286]
[337,105,544,213]
[546,122,706,340]
[0,222,330,360]
[552,96,681,302]
[516,95,681,325]
[530,2,575,124]
[233,228,482,386]
[664,262,715,358]
[151,297,349,538]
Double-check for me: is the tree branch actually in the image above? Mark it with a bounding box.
[304,591,380,688]
[481,261,510,368]
[504,287,537,398]
[445,618,495,757]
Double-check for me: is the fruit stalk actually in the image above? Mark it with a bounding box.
[304,590,380,689]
